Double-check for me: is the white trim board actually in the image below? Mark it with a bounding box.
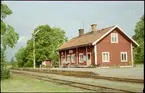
[92,25,139,46]
[98,66,110,68]
[120,66,133,68]
[131,43,134,66]
[94,44,97,65]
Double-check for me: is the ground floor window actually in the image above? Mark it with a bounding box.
[79,53,84,63]
[102,52,110,62]
[79,53,87,63]
[71,54,75,63]
[121,52,127,62]
[67,55,71,63]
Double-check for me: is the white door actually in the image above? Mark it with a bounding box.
[87,53,91,66]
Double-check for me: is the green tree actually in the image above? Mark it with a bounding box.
[15,25,67,67]
[15,47,26,67]
[1,3,19,51]
[34,25,67,67]
[1,3,19,79]
[132,15,144,64]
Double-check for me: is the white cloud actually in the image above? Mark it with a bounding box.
[17,36,29,44]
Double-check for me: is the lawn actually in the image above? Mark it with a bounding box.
[1,73,92,92]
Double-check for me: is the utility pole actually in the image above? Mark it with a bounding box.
[29,29,40,68]
[33,33,36,68]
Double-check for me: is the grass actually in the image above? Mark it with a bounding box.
[135,64,144,67]
[1,73,92,92]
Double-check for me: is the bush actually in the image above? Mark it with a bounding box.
[1,67,10,79]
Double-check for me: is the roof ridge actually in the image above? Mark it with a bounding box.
[72,25,115,38]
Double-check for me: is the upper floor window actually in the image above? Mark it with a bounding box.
[111,33,118,43]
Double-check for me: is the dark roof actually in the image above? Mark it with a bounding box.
[58,26,115,50]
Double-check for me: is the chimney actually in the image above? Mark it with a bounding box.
[91,24,97,31]
[79,29,84,36]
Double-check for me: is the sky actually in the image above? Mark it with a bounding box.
[2,1,144,61]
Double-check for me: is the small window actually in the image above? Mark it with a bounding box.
[111,33,118,43]
[71,54,75,63]
[121,52,127,62]
[67,55,71,63]
[102,52,110,62]
[79,53,84,63]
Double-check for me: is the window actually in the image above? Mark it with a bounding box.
[121,52,127,62]
[102,52,110,62]
[67,55,71,63]
[71,54,75,63]
[111,33,118,43]
[83,55,86,61]
[61,56,65,63]
[87,54,91,60]
[79,53,84,63]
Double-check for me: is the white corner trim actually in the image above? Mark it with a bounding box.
[92,25,139,46]
[94,44,97,65]
[96,45,97,65]
[131,43,134,66]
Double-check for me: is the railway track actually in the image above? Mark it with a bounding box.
[12,68,143,84]
[12,70,136,92]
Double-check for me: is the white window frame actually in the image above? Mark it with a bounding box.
[102,52,110,62]
[67,55,71,63]
[111,33,118,43]
[71,54,75,63]
[79,53,84,63]
[121,52,128,62]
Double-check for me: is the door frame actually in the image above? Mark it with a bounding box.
[87,52,91,66]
